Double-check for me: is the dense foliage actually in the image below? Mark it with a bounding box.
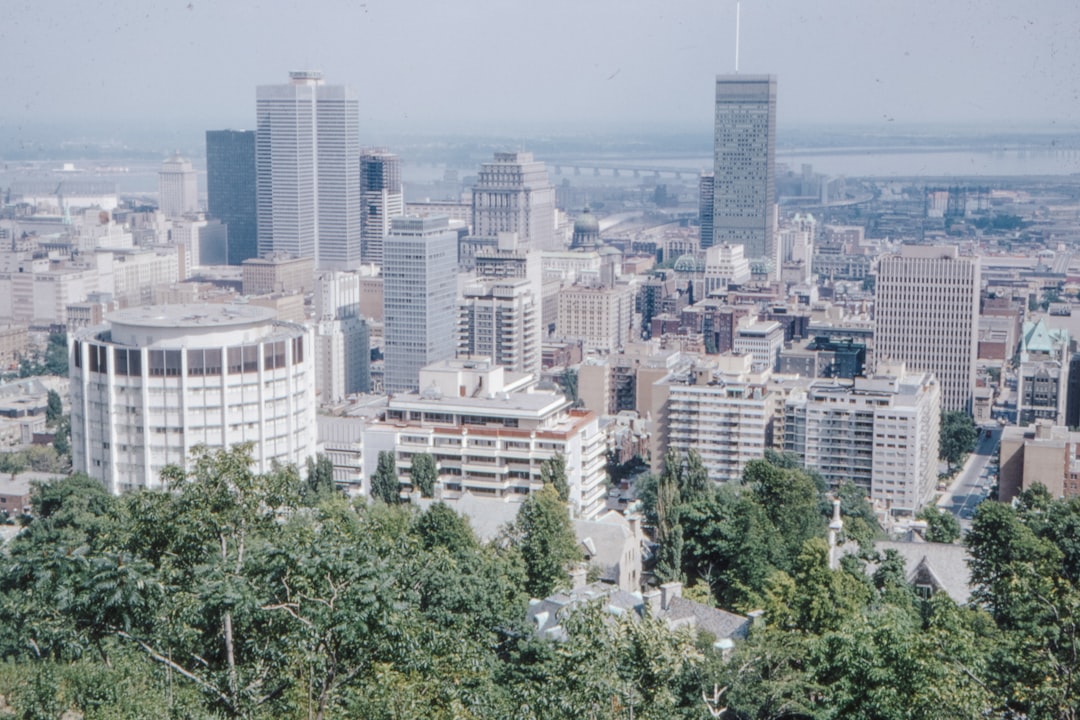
[0,448,1077,718]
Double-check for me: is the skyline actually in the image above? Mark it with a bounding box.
[2,0,1079,143]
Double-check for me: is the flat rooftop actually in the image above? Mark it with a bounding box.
[105,304,276,329]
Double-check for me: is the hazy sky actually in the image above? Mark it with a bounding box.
[2,0,1079,137]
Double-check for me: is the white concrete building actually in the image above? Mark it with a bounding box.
[256,71,361,269]
[383,216,459,394]
[70,304,317,493]
[658,361,776,483]
[363,358,608,518]
[733,321,784,372]
[784,364,941,515]
[876,245,980,412]
[158,153,198,218]
[458,277,541,377]
[703,243,751,295]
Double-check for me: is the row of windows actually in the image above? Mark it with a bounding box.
[75,338,304,376]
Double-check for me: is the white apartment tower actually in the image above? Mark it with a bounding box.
[472,152,557,251]
[785,366,941,515]
[70,304,317,493]
[383,216,459,394]
[314,271,370,401]
[876,245,980,413]
[458,277,541,377]
[360,148,404,265]
[712,75,777,272]
[256,71,361,270]
[158,152,198,218]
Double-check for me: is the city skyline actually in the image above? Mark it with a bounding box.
[2,0,1078,141]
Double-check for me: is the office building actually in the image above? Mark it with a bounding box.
[557,283,636,354]
[256,71,361,269]
[359,148,404,265]
[703,243,751,295]
[382,216,459,393]
[241,254,315,295]
[875,245,980,413]
[70,304,317,493]
[471,152,557,251]
[784,365,941,515]
[206,130,258,265]
[458,277,541,377]
[363,358,608,518]
[1017,319,1070,426]
[314,271,370,401]
[712,75,777,271]
[698,172,715,249]
[999,420,1080,502]
[158,152,198,218]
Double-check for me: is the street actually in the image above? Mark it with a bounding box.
[937,425,1001,529]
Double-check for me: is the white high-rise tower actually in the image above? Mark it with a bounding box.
[158,152,198,218]
[256,71,361,270]
[876,245,980,413]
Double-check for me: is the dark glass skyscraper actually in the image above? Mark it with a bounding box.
[712,75,777,271]
[206,130,257,265]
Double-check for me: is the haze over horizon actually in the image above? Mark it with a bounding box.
[2,0,1078,145]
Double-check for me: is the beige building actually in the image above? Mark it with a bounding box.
[876,245,979,413]
[0,326,29,370]
[999,420,1080,502]
[241,254,315,296]
[557,283,636,354]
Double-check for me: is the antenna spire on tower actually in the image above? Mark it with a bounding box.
[735,0,741,73]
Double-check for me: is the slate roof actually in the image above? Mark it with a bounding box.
[868,540,974,604]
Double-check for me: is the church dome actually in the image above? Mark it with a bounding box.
[574,207,600,235]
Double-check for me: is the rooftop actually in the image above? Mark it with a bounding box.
[106,303,276,329]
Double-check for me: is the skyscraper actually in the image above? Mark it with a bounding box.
[206,130,257,265]
[876,245,980,412]
[698,172,715,249]
[256,71,361,270]
[382,216,459,394]
[471,152,557,251]
[359,148,404,265]
[712,75,777,270]
[158,152,198,218]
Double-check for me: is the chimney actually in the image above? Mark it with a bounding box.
[569,565,588,590]
[643,589,662,616]
[1035,418,1053,440]
[659,581,682,611]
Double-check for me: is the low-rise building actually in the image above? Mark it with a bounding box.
[363,358,608,518]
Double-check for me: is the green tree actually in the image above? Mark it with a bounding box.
[303,453,336,501]
[917,503,962,543]
[540,453,569,503]
[413,502,477,556]
[369,450,400,504]
[45,389,62,426]
[515,485,581,598]
[653,523,685,584]
[940,410,977,472]
[409,452,438,498]
[52,415,70,460]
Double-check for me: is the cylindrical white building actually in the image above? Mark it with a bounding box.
[70,304,317,493]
